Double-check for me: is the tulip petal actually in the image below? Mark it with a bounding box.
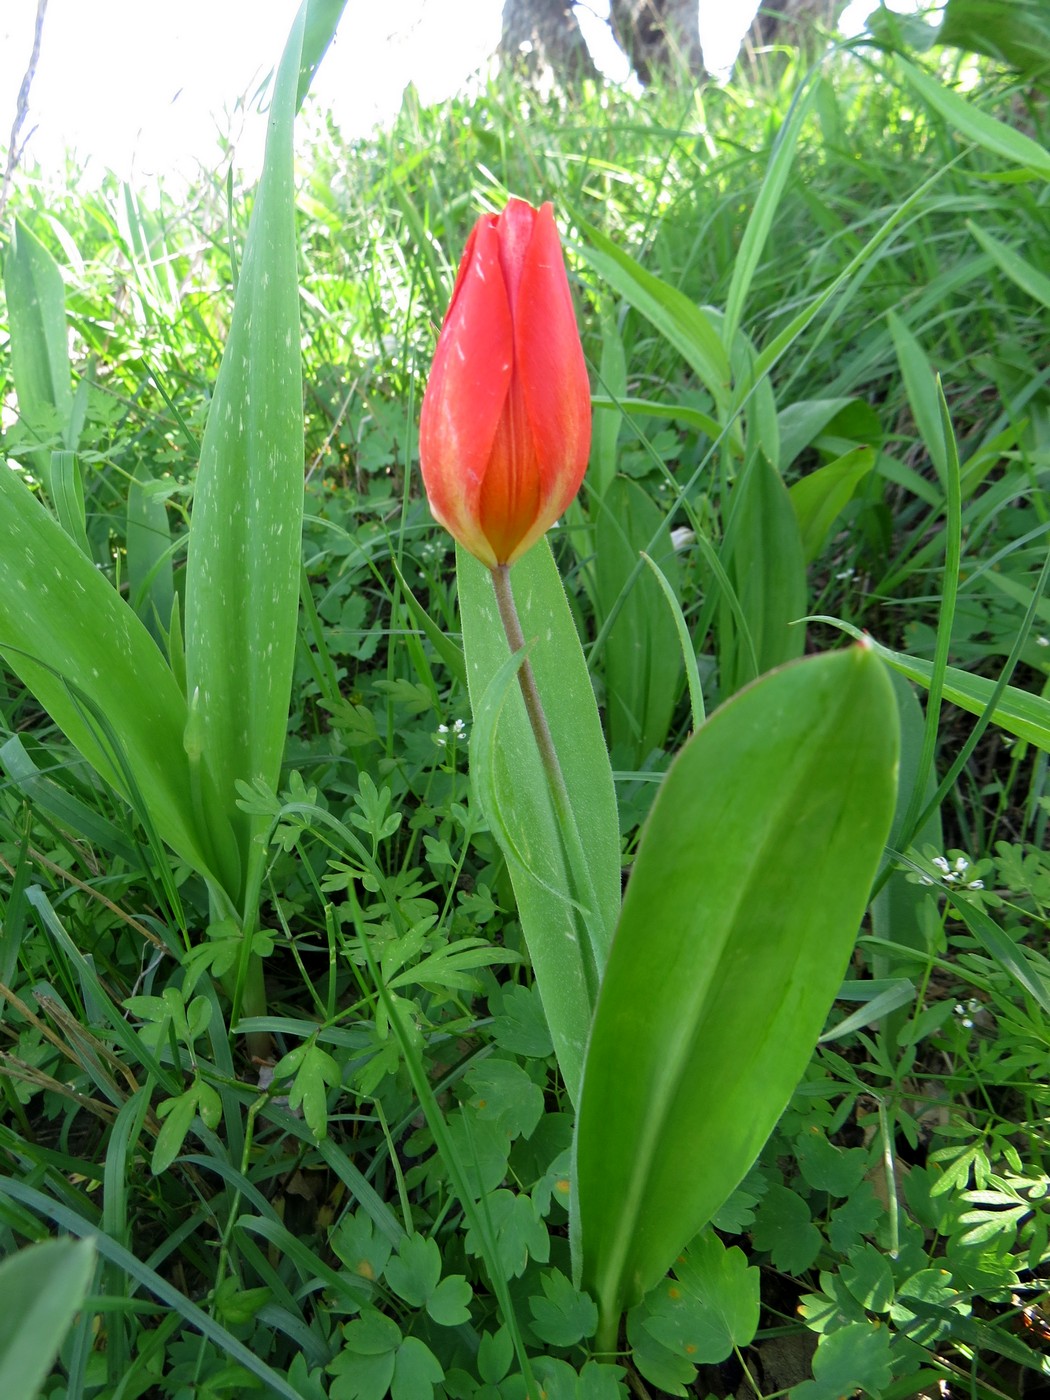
[512,204,591,547]
[419,216,513,567]
[477,374,542,566]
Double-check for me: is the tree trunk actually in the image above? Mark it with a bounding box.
[609,0,705,85]
[498,0,599,86]
[747,0,845,53]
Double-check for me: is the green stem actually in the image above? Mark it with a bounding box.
[490,563,603,1004]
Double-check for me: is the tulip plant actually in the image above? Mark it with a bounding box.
[0,0,346,1041]
[1,14,901,1374]
[418,197,901,1348]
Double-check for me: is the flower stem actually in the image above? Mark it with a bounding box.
[490,564,602,1005]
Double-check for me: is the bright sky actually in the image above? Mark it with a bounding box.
[0,0,895,189]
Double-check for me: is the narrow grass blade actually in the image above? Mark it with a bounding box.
[723,79,818,349]
[49,450,89,554]
[389,555,467,689]
[896,56,1050,178]
[946,891,1050,1017]
[887,312,946,483]
[641,550,705,730]
[814,620,1050,753]
[575,647,899,1337]
[578,223,733,426]
[183,4,308,909]
[967,220,1050,309]
[0,1180,304,1400]
[0,734,140,865]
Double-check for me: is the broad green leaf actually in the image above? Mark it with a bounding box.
[152,1087,200,1175]
[940,0,1050,77]
[578,223,733,425]
[0,1239,95,1400]
[789,445,875,563]
[750,1184,822,1273]
[463,1189,549,1281]
[529,1268,598,1348]
[816,618,1050,752]
[385,1234,442,1308]
[391,1337,443,1400]
[793,1320,893,1400]
[719,452,807,694]
[777,397,855,468]
[458,540,620,1104]
[4,218,75,491]
[575,647,899,1332]
[183,3,308,910]
[0,466,225,885]
[595,477,682,764]
[896,56,1050,179]
[639,1231,759,1365]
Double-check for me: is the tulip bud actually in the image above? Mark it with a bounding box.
[419,199,591,569]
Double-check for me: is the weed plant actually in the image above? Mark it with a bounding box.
[1,25,1049,1400]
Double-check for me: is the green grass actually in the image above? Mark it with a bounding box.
[1,27,1048,1400]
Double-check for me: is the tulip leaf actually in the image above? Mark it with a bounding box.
[127,463,176,644]
[0,463,220,883]
[182,3,308,910]
[719,451,807,695]
[4,219,75,493]
[458,540,621,1105]
[789,445,876,564]
[575,646,899,1340]
[0,1238,95,1400]
[595,477,683,764]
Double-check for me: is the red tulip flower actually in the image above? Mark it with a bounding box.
[419,199,591,569]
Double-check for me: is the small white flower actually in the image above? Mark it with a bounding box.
[1037,636,1049,648]
[434,718,467,749]
[835,567,855,581]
